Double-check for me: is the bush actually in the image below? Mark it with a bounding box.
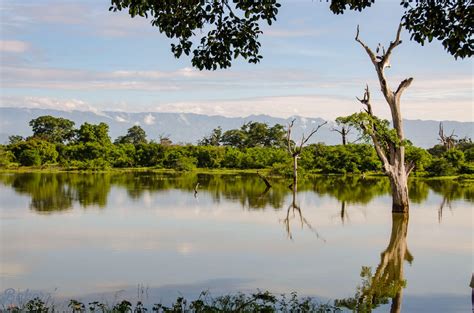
[175,156,197,171]
[18,149,41,166]
[269,161,294,177]
[426,158,457,176]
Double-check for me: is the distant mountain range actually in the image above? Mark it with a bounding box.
[0,107,472,148]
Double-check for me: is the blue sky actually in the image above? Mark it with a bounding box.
[0,0,472,121]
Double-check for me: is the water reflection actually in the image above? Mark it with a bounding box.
[0,172,471,311]
[0,172,471,214]
[336,213,411,312]
[281,184,324,241]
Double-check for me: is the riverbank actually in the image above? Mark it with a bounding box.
[1,166,472,181]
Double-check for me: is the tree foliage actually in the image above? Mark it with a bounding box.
[204,122,287,148]
[115,125,148,145]
[1,116,472,175]
[110,0,281,70]
[110,0,472,71]
[29,115,75,144]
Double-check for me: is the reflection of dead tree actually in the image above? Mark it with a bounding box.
[287,119,327,189]
[331,201,350,225]
[256,185,271,203]
[281,187,325,242]
[438,196,453,223]
[193,182,199,198]
[336,213,412,312]
[340,201,349,225]
[438,122,457,150]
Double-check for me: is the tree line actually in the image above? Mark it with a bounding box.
[0,115,472,176]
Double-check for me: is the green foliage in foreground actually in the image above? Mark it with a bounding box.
[4,291,341,313]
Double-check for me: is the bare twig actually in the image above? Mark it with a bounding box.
[256,171,272,188]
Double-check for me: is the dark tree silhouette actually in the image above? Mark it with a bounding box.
[110,0,472,70]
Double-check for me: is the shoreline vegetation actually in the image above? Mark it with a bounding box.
[1,291,342,313]
[0,167,472,182]
[1,116,472,179]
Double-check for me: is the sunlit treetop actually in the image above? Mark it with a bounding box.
[110,0,473,70]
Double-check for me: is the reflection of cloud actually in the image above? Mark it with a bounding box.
[0,40,30,53]
[177,243,193,255]
[0,263,27,276]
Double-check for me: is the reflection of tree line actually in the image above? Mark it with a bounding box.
[0,172,469,311]
[2,173,112,212]
[0,173,471,214]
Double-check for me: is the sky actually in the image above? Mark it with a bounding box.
[0,0,472,121]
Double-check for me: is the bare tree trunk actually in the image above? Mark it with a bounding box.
[292,155,298,190]
[331,126,350,145]
[286,119,326,189]
[355,24,413,213]
[389,170,409,212]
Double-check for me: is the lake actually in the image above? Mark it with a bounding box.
[0,172,471,312]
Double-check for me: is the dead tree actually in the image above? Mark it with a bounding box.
[286,119,327,189]
[256,170,272,188]
[354,24,413,213]
[438,122,457,150]
[331,123,351,145]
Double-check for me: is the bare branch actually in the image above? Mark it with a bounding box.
[350,135,364,144]
[395,77,413,99]
[256,171,272,188]
[355,25,378,65]
[405,160,415,176]
[287,119,295,154]
[299,121,327,150]
[369,132,390,172]
[357,85,373,115]
[382,23,403,69]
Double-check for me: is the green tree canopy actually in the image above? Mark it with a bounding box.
[115,125,148,145]
[77,122,111,145]
[218,122,286,148]
[29,115,76,144]
[198,126,223,146]
[110,0,472,70]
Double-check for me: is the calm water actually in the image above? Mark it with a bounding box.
[0,172,472,312]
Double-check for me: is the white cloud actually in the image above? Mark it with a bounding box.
[152,95,378,120]
[0,96,104,115]
[0,40,30,53]
[143,113,155,125]
[1,90,472,122]
[115,116,128,123]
